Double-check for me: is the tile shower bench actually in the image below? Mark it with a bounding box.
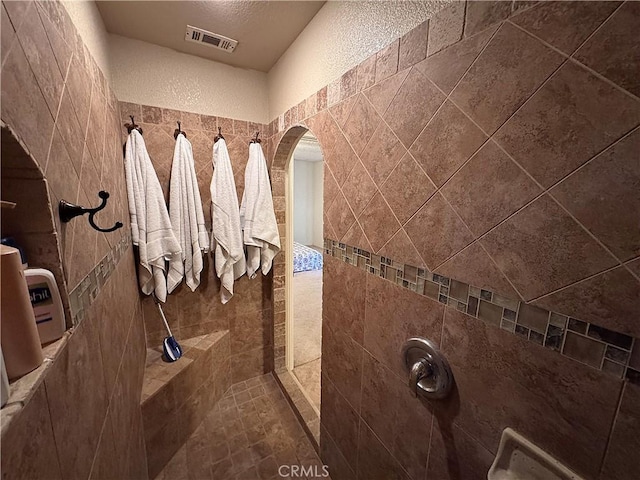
[141,330,231,479]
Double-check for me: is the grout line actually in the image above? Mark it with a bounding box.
[529,262,623,304]
[598,380,627,477]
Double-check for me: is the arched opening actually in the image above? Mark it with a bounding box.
[270,125,327,445]
[290,131,323,410]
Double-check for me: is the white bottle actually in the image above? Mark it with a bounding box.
[24,269,66,345]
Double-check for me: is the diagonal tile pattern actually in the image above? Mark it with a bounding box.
[155,374,326,480]
[384,66,446,148]
[266,3,640,480]
[450,22,565,135]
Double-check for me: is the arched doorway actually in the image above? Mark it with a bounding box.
[270,125,326,446]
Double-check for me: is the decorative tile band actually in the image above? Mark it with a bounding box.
[324,239,640,385]
[69,232,132,325]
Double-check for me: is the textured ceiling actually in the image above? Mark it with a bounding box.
[96,1,325,72]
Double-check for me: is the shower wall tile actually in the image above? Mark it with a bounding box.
[356,428,407,480]
[532,266,640,338]
[0,384,62,480]
[356,52,377,92]
[360,350,433,480]
[510,1,620,56]
[494,61,640,188]
[375,39,399,84]
[358,193,401,253]
[323,255,366,343]
[260,3,640,480]
[550,129,640,262]
[340,161,376,217]
[339,69,356,101]
[574,1,640,98]
[405,193,475,270]
[410,99,487,188]
[320,375,360,467]
[321,325,364,413]
[601,383,640,480]
[379,152,436,225]
[320,426,355,480]
[384,67,445,148]
[342,94,381,156]
[464,0,511,38]
[364,272,445,378]
[359,121,406,187]
[398,21,428,71]
[363,67,410,116]
[426,1,466,56]
[416,24,497,95]
[426,422,494,480]
[1,38,55,168]
[440,308,622,478]
[442,140,541,237]
[16,5,65,117]
[1,5,15,65]
[451,22,564,135]
[481,195,618,301]
[326,191,356,240]
[45,311,109,480]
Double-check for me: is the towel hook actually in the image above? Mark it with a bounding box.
[249,131,261,144]
[59,191,123,233]
[126,115,143,135]
[174,121,186,139]
[214,126,225,143]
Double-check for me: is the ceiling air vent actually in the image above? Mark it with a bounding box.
[185,25,238,53]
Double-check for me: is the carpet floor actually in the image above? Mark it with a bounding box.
[292,269,322,367]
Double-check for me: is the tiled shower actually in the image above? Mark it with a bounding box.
[1,1,639,480]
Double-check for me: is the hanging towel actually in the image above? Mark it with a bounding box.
[124,129,181,302]
[167,133,209,293]
[210,138,246,303]
[240,142,281,278]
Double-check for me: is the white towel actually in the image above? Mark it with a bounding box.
[124,129,181,302]
[210,138,246,303]
[240,142,281,278]
[167,133,209,293]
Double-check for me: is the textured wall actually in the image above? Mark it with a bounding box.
[1,0,147,477]
[118,101,273,384]
[109,34,270,123]
[267,1,640,479]
[267,0,449,119]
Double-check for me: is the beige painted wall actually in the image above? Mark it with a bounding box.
[108,34,270,123]
[62,0,111,78]
[267,0,448,119]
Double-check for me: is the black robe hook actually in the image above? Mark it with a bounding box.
[214,127,225,143]
[174,121,186,139]
[59,191,123,233]
[249,131,261,144]
[126,115,143,135]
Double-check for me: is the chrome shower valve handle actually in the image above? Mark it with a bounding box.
[409,358,433,397]
[402,337,454,400]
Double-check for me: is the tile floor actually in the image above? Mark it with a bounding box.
[155,374,328,480]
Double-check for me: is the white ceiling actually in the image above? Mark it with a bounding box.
[96,1,325,73]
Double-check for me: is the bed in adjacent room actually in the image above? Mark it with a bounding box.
[293,242,323,273]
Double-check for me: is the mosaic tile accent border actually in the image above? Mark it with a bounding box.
[324,239,640,385]
[69,232,132,325]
